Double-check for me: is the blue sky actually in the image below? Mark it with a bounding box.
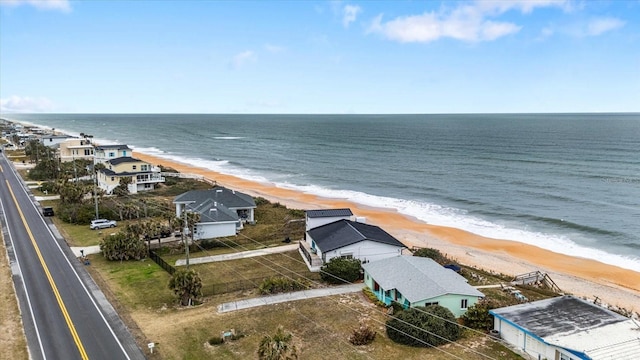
[1,0,638,114]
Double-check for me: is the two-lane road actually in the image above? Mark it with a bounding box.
[0,154,145,360]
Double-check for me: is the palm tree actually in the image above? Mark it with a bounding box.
[168,269,202,306]
[257,326,298,360]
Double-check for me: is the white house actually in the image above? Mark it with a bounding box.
[173,186,256,240]
[40,134,75,147]
[300,218,406,271]
[490,296,640,360]
[362,255,484,318]
[305,208,353,231]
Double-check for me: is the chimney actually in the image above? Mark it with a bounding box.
[355,217,367,224]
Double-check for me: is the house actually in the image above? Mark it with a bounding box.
[97,157,164,194]
[40,134,75,147]
[59,138,94,162]
[300,218,406,270]
[362,255,484,317]
[94,144,132,164]
[490,295,640,360]
[173,186,256,240]
[305,208,353,231]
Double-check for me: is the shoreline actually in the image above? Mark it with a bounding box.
[133,151,640,314]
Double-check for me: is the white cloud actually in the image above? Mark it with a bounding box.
[587,17,625,36]
[264,43,284,53]
[342,5,362,28]
[230,50,256,69]
[367,0,571,43]
[0,0,71,12]
[0,95,55,113]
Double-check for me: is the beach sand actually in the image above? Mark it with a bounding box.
[135,152,640,314]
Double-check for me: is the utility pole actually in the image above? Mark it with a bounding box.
[182,207,190,269]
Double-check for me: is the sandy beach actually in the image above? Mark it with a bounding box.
[134,151,638,314]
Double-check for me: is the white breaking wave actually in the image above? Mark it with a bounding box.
[214,136,245,140]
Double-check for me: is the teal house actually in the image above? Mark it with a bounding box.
[362,255,484,318]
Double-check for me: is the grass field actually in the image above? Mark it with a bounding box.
[0,234,29,360]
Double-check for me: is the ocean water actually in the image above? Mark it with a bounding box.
[5,113,640,272]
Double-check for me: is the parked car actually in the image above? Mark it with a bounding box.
[42,207,54,216]
[90,219,117,230]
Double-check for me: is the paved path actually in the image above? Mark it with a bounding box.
[70,245,102,257]
[218,283,363,313]
[175,243,299,266]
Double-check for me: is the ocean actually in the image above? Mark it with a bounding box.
[5,113,640,272]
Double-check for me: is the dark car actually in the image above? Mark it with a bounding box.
[42,207,54,216]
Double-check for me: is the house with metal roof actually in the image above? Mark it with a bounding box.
[305,208,353,231]
[301,219,406,271]
[97,157,164,194]
[173,186,256,240]
[490,296,640,360]
[362,255,484,317]
[40,134,75,147]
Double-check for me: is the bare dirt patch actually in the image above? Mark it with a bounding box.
[0,234,29,360]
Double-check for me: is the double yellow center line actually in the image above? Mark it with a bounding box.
[6,180,89,360]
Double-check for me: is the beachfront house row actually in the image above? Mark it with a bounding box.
[58,138,94,162]
[362,255,484,318]
[94,144,132,164]
[173,186,256,240]
[300,217,406,271]
[96,157,164,194]
[490,296,640,360]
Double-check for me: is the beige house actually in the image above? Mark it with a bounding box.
[59,138,94,162]
[97,157,164,194]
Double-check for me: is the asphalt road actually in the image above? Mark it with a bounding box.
[0,154,145,360]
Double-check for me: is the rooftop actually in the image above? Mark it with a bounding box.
[307,219,405,253]
[306,208,353,218]
[362,255,484,302]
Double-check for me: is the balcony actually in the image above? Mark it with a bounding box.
[136,174,165,184]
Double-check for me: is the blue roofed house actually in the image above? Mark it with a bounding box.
[362,255,484,318]
[305,208,354,232]
[300,217,406,271]
[173,186,256,240]
[490,296,640,360]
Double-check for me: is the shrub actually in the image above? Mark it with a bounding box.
[386,305,461,347]
[259,276,309,295]
[254,197,270,206]
[208,337,224,345]
[349,322,376,345]
[412,247,447,264]
[39,181,57,194]
[362,287,386,307]
[320,257,361,284]
[168,269,203,306]
[99,232,147,261]
[461,300,496,331]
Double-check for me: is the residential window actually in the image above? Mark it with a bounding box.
[461,299,468,309]
[141,164,148,171]
[424,302,439,307]
[559,354,575,360]
[339,254,353,259]
[123,151,127,156]
[111,177,114,181]
[84,149,92,156]
[108,152,115,157]
[144,183,151,189]
[132,165,137,170]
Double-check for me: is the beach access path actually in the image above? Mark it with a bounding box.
[175,243,299,266]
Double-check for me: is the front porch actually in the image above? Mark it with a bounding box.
[299,241,323,272]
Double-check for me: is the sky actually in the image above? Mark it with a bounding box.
[0,0,639,114]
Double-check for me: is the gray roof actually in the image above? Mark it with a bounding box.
[174,186,256,223]
[307,219,406,253]
[108,157,143,165]
[362,256,484,303]
[95,144,131,150]
[490,296,629,339]
[306,208,353,218]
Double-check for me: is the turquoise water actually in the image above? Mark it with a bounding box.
[5,113,640,271]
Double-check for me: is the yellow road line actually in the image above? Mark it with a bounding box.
[6,180,89,360]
